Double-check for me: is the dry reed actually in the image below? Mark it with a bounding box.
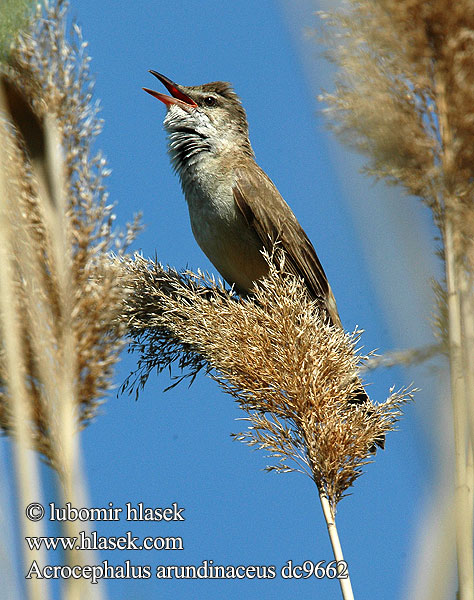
[121,252,412,505]
[1,2,138,598]
[119,252,413,599]
[319,1,474,598]
[0,0,140,471]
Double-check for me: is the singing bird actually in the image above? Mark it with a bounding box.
[143,71,382,449]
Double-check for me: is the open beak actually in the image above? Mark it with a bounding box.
[143,71,197,110]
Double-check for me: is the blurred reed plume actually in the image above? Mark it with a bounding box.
[0,0,139,472]
[1,3,138,597]
[319,1,474,598]
[119,252,412,598]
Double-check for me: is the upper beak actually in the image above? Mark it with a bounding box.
[143,71,197,109]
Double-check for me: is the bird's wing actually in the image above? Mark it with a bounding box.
[232,165,341,327]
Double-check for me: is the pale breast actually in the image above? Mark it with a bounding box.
[184,177,268,294]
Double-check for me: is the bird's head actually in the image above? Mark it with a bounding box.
[144,71,253,170]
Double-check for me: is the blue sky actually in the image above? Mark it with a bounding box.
[1,1,450,599]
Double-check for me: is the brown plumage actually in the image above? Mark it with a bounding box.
[233,164,341,327]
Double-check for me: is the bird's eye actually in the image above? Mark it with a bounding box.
[203,96,217,107]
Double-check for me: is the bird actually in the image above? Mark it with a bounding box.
[143,71,383,449]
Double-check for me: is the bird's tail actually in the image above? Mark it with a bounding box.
[349,385,385,452]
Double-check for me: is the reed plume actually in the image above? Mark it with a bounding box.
[319,2,474,598]
[0,0,140,471]
[1,3,138,598]
[119,251,412,599]
[121,252,409,504]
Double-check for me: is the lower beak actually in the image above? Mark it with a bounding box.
[143,71,197,109]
